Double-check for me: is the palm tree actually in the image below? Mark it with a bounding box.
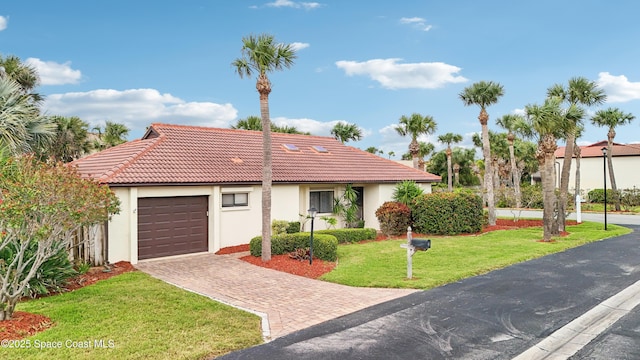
[231,115,263,131]
[437,133,463,191]
[331,122,362,144]
[548,77,605,230]
[387,151,395,159]
[233,33,296,262]
[0,76,54,154]
[395,113,437,170]
[48,116,91,162]
[519,97,584,241]
[417,141,435,171]
[0,54,42,102]
[591,107,635,211]
[365,146,380,154]
[459,81,504,225]
[496,114,525,207]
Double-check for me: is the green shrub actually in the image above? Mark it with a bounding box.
[521,184,544,209]
[375,201,411,237]
[286,221,301,234]
[0,241,77,298]
[410,192,483,235]
[587,188,618,203]
[315,228,377,243]
[249,233,338,261]
[271,220,290,235]
[621,187,640,209]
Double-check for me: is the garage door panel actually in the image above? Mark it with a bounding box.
[137,196,208,260]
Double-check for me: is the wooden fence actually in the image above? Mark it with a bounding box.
[68,222,107,266]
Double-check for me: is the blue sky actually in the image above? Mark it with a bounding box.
[2,0,640,157]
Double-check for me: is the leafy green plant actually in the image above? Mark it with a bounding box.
[333,184,360,228]
[320,216,338,229]
[375,201,411,237]
[392,180,424,205]
[76,261,92,275]
[0,241,77,298]
[410,192,483,235]
[286,221,301,234]
[587,188,617,203]
[271,220,290,235]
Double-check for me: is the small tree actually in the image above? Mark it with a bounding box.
[392,180,424,205]
[0,154,120,320]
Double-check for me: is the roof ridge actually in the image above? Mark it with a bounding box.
[151,122,337,141]
[101,136,165,182]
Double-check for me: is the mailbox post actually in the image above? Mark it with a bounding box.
[400,226,431,279]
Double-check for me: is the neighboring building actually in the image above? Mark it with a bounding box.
[555,141,640,198]
[72,123,440,264]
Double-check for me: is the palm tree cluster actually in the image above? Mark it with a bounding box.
[0,54,131,162]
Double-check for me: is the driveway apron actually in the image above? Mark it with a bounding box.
[135,252,418,340]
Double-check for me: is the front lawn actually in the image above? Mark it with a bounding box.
[0,272,263,360]
[320,222,632,289]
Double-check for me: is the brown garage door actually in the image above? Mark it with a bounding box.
[138,196,208,260]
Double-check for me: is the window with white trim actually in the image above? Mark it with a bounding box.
[222,193,249,207]
[309,190,334,213]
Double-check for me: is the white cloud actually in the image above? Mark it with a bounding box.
[597,72,640,103]
[265,0,321,9]
[271,117,371,138]
[43,88,238,135]
[400,16,432,31]
[25,58,82,85]
[513,108,526,116]
[0,16,7,31]
[290,42,310,51]
[336,58,467,89]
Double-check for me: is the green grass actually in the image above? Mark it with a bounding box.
[1,272,262,360]
[577,203,640,213]
[320,222,632,289]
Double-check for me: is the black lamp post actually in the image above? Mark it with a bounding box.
[308,207,317,265]
[602,147,608,230]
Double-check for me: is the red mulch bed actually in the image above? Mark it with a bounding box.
[2,261,136,341]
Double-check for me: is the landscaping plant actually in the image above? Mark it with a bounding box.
[0,154,120,320]
[375,201,412,237]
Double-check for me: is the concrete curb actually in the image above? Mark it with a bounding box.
[512,279,640,359]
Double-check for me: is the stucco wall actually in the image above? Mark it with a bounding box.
[107,181,434,264]
[561,156,639,198]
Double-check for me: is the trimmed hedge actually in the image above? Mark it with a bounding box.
[375,201,411,236]
[587,188,618,203]
[315,228,377,244]
[411,192,483,235]
[249,233,338,261]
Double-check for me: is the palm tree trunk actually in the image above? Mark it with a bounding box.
[557,132,575,232]
[607,131,621,211]
[258,75,272,262]
[607,143,620,211]
[481,115,496,226]
[508,141,521,208]
[574,145,581,204]
[446,149,453,192]
[541,153,557,241]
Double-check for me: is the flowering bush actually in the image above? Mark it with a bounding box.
[375,201,411,237]
[0,154,120,320]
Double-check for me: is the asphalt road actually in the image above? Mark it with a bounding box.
[495,208,640,226]
[219,225,640,360]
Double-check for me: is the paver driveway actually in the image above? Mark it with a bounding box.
[135,252,418,340]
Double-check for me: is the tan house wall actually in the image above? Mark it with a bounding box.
[107,182,433,264]
[561,156,639,198]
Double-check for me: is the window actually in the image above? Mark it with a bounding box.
[311,145,328,153]
[222,193,248,207]
[309,191,334,213]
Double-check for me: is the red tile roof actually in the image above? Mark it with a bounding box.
[556,141,640,158]
[71,123,441,185]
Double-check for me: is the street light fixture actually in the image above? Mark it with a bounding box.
[308,207,317,265]
[601,147,608,230]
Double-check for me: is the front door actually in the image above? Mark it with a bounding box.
[353,186,364,224]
